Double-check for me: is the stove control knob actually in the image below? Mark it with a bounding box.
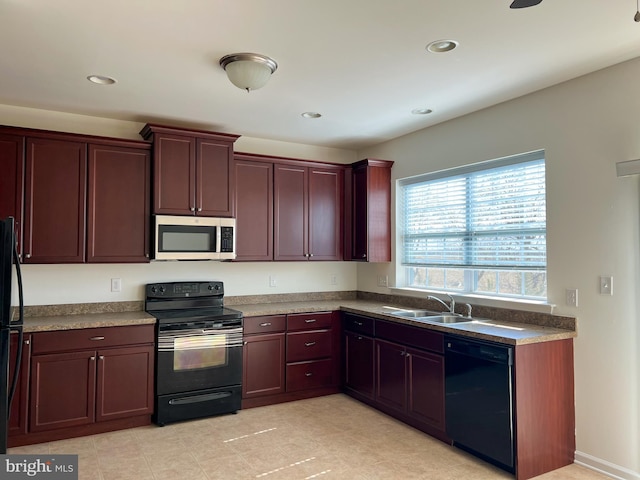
[151,286,157,293]
[159,286,166,294]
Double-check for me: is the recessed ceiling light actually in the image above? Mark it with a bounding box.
[87,75,117,85]
[301,112,322,119]
[426,40,458,53]
[411,108,433,115]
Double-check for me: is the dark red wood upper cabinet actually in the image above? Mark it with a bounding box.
[274,164,308,260]
[274,163,343,261]
[197,138,234,216]
[152,134,195,215]
[309,167,343,261]
[140,124,239,217]
[23,138,87,263]
[87,144,151,263]
[350,158,393,262]
[0,133,24,255]
[234,157,273,261]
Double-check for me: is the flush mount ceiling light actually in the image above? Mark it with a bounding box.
[87,75,117,85]
[426,40,458,53]
[219,53,278,92]
[301,112,322,119]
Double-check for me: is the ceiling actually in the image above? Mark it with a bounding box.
[1,0,640,150]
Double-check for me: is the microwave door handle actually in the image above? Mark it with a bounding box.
[216,220,222,254]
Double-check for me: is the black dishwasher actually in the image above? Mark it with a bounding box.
[444,334,515,473]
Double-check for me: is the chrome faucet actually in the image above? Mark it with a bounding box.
[427,294,456,314]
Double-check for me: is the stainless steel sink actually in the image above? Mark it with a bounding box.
[387,308,473,324]
[388,309,437,318]
[417,314,473,324]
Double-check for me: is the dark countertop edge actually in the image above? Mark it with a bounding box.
[22,311,156,333]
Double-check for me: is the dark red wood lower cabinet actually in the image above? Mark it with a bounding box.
[30,351,97,432]
[242,333,286,398]
[96,345,154,422]
[8,333,31,437]
[375,339,407,412]
[343,331,375,399]
[28,346,154,435]
[406,347,445,431]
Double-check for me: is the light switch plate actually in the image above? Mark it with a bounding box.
[565,288,578,307]
[599,276,613,295]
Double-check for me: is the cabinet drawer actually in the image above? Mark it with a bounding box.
[286,358,333,392]
[244,315,286,335]
[286,330,332,362]
[32,324,155,355]
[343,313,375,336]
[287,312,332,331]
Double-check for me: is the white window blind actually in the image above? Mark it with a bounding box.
[400,152,546,271]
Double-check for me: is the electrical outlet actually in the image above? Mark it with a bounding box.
[269,275,277,288]
[377,275,388,287]
[565,288,578,307]
[111,278,122,293]
[599,276,613,295]
[330,274,337,286]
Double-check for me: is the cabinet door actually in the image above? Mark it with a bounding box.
[351,161,392,262]
[8,333,30,437]
[87,145,150,263]
[308,167,343,261]
[351,165,368,260]
[197,138,234,216]
[24,138,86,263]
[234,159,273,261]
[274,164,308,260]
[30,351,96,432]
[96,345,154,422]
[406,347,445,430]
[0,133,24,255]
[153,134,196,215]
[344,331,375,399]
[242,333,285,398]
[375,339,406,413]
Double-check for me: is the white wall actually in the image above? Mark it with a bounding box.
[358,58,640,478]
[0,104,359,304]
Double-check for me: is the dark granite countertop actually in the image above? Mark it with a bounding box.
[16,295,576,345]
[233,299,576,346]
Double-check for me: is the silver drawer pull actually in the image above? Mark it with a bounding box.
[89,336,105,341]
[90,356,95,361]
[305,342,316,347]
[259,322,272,327]
[304,319,316,323]
[305,372,313,377]
[99,355,104,360]
[354,321,363,326]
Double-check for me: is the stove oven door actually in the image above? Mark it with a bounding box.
[156,322,243,396]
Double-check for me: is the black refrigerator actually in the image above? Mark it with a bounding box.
[0,217,24,454]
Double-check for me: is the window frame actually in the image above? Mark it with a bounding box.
[397,150,547,301]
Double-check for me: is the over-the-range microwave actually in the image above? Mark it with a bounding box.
[153,215,236,261]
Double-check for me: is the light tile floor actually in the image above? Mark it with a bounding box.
[9,394,610,480]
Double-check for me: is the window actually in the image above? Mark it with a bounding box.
[398,151,546,300]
